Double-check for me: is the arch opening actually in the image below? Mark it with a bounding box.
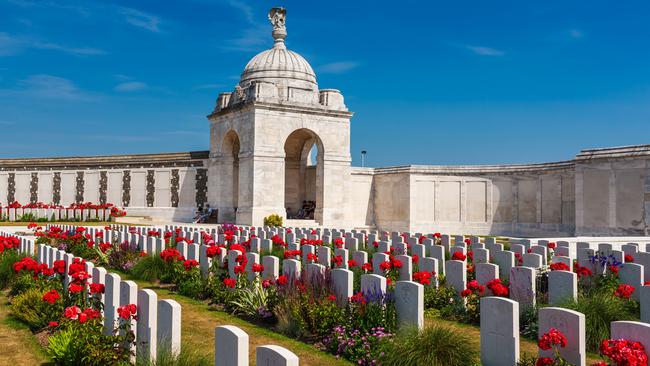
[284,129,323,222]
[222,130,241,221]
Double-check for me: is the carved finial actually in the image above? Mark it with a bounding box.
[268,7,287,48]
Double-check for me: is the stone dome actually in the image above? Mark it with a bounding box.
[239,7,317,90]
[240,46,317,88]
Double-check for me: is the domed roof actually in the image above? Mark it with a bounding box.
[239,7,317,89]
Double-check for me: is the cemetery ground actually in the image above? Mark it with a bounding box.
[3,224,650,365]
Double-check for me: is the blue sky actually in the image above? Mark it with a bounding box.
[1,0,649,166]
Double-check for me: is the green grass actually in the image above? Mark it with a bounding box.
[114,270,352,366]
[380,325,479,366]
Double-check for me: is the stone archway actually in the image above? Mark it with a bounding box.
[284,128,324,222]
[221,130,241,222]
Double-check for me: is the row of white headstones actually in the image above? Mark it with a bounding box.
[3,207,113,221]
[44,224,650,366]
[9,231,303,365]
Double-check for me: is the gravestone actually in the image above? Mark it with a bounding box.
[551,255,573,270]
[256,345,299,366]
[282,259,301,281]
[445,260,467,294]
[157,300,181,357]
[361,274,387,296]
[395,281,424,330]
[215,325,248,366]
[372,252,390,275]
[395,254,412,281]
[480,297,520,366]
[493,250,515,279]
[104,273,121,336]
[476,263,498,286]
[548,270,577,305]
[136,289,158,362]
[474,248,489,264]
[611,321,650,359]
[522,253,543,269]
[619,263,643,300]
[262,256,279,280]
[331,268,353,305]
[430,244,446,275]
[418,257,439,287]
[509,266,536,307]
[538,307,586,366]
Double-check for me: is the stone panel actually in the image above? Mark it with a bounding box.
[415,180,434,224]
[38,172,53,203]
[131,171,146,207]
[60,172,76,205]
[616,169,644,230]
[155,170,171,207]
[84,171,99,203]
[466,181,487,222]
[107,171,121,205]
[437,181,461,222]
[541,175,562,224]
[492,180,513,223]
[517,179,537,223]
[14,173,29,203]
[583,169,610,228]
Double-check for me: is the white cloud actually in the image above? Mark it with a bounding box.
[192,83,225,90]
[31,41,106,55]
[120,7,162,33]
[463,45,505,56]
[0,32,22,56]
[229,0,255,24]
[319,61,360,74]
[0,32,105,57]
[10,74,93,100]
[114,81,148,92]
[568,29,584,39]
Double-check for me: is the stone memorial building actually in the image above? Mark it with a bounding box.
[1,7,649,237]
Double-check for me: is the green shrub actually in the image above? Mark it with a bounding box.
[563,292,638,352]
[137,343,211,366]
[0,250,24,289]
[424,285,457,310]
[10,287,62,330]
[379,326,479,366]
[263,214,283,227]
[131,255,168,282]
[229,278,278,321]
[48,321,131,366]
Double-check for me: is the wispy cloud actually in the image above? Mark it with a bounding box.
[119,7,162,33]
[229,0,255,24]
[192,83,225,90]
[319,61,360,74]
[0,32,105,56]
[462,45,505,56]
[114,81,148,92]
[220,25,268,52]
[568,29,584,39]
[1,74,95,100]
[160,130,205,137]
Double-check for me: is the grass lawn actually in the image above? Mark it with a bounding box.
[424,315,602,364]
[116,271,353,365]
[0,292,50,366]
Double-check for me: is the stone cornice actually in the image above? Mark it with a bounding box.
[0,151,209,171]
[352,160,575,176]
[575,144,650,162]
[208,100,353,120]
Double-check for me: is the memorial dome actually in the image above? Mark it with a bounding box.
[239,7,317,89]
